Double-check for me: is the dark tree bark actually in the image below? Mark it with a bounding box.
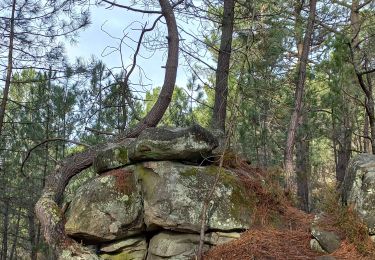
[1,198,10,260]
[335,111,352,186]
[364,107,370,153]
[0,0,16,138]
[34,0,179,258]
[9,209,21,260]
[28,209,37,260]
[296,114,310,212]
[284,0,317,190]
[212,0,235,132]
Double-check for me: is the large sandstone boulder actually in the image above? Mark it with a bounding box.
[342,153,375,234]
[136,161,252,232]
[65,161,251,242]
[93,125,218,173]
[65,169,144,242]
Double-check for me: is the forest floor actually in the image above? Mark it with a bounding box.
[204,157,371,260]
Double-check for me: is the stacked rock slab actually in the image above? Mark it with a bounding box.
[64,125,252,259]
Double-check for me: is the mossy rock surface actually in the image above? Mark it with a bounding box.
[93,140,134,174]
[135,161,252,232]
[99,236,147,260]
[128,125,218,163]
[93,125,218,174]
[342,154,375,234]
[65,168,144,242]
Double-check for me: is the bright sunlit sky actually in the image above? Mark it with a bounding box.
[65,3,190,94]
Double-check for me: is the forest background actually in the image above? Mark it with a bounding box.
[0,0,374,259]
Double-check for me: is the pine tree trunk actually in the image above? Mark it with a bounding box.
[336,110,352,185]
[296,135,310,212]
[0,0,16,138]
[9,210,21,260]
[1,198,10,260]
[364,108,370,153]
[283,0,317,190]
[296,115,310,212]
[212,0,235,132]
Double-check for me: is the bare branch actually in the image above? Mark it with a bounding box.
[357,0,373,11]
[85,127,115,136]
[21,138,90,175]
[101,0,162,14]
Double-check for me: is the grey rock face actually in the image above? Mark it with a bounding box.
[137,161,252,232]
[65,169,144,242]
[311,228,340,254]
[65,161,250,243]
[99,236,147,260]
[93,125,218,174]
[147,232,207,260]
[310,238,327,254]
[128,124,218,162]
[342,153,375,234]
[146,231,240,260]
[93,140,134,174]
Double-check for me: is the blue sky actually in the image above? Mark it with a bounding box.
[65,3,190,94]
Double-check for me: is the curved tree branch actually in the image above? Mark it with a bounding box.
[34,0,180,258]
[21,138,90,176]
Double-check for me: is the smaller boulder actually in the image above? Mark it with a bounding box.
[311,228,340,254]
[310,238,327,253]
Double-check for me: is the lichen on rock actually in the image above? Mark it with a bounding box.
[342,153,375,234]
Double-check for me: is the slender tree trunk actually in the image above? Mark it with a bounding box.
[296,119,310,212]
[336,132,352,185]
[28,209,37,260]
[1,198,10,260]
[364,108,370,152]
[212,0,235,132]
[334,82,353,186]
[0,0,16,137]
[336,119,352,185]
[121,84,128,132]
[283,0,317,190]
[9,210,21,260]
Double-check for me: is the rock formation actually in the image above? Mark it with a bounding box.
[63,125,252,259]
[342,153,375,235]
